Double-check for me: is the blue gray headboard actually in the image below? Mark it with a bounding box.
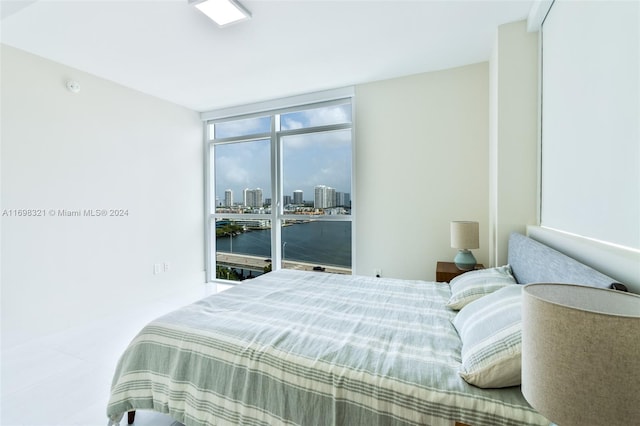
[507,232,615,288]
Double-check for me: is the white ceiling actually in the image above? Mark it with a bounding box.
[0,0,534,112]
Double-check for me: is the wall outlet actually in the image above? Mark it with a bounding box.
[163,262,170,272]
[374,269,382,278]
[154,263,161,275]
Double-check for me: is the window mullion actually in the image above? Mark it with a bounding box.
[211,132,272,144]
[277,122,352,138]
[271,115,282,271]
[204,129,213,282]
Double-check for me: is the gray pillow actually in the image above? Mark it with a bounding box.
[452,285,522,388]
[446,265,516,310]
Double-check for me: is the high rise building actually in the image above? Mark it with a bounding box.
[314,185,336,209]
[243,188,263,208]
[293,190,304,205]
[224,189,233,207]
[336,192,351,208]
[328,187,336,208]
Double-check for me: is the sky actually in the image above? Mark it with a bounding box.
[213,103,352,205]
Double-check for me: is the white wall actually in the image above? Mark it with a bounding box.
[355,63,489,280]
[489,20,539,266]
[1,45,204,347]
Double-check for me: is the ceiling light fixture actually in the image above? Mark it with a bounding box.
[189,0,251,27]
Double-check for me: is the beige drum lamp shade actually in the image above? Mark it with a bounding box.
[521,283,640,426]
[450,221,479,270]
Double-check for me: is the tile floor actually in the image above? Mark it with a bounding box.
[1,282,232,426]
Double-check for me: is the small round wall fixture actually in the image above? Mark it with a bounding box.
[66,80,81,93]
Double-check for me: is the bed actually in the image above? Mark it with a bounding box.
[107,232,618,426]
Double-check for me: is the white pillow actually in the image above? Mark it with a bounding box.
[446,265,516,310]
[452,285,523,388]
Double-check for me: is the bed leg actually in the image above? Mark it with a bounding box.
[128,411,136,424]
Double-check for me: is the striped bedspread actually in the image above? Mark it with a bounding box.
[107,269,547,426]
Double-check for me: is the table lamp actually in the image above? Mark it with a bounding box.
[522,283,640,426]
[450,221,479,270]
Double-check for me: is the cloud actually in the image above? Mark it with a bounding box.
[306,103,351,127]
[283,133,351,195]
[217,155,250,186]
[215,140,271,201]
[283,128,351,150]
[281,103,351,131]
[213,116,270,139]
[281,117,304,131]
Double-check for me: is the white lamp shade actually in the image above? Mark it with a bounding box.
[522,283,640,426]
[450,221,479,249]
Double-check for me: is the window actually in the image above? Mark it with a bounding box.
[204,90,354,282]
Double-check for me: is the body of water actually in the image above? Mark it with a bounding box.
[217,221,351,267]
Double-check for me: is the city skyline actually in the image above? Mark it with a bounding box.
[219,186,351,208]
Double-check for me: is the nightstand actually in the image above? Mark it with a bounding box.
[436,261,484,283]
